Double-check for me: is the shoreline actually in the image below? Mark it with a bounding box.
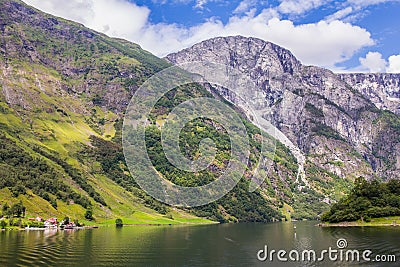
[318,222,400,227]
[119,221,219,227]
[1,221,219,231]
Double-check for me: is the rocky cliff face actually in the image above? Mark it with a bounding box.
[0,0,299,222]
[166,36,400,182]
[0,0,170,114]
[339,73,400,115]
[0,0,180,223]
[2,0,399,220]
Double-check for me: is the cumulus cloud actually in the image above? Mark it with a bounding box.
[356,52,400,73]
[387,55,400,73]
[23,0,150,39]
[359,52,387,72]
[254,19,373,67]
[22,0,377,69]
[127,12,374,68]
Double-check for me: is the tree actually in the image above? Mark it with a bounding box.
[115,218,123,227]
[50,198,57,209]
[10,201,25,218]
[0,220,6,229]
[387,179,400,195]
[84,209,93,220]
[2,203,10,217]
[322,178,400,223]
[11,182,26,197]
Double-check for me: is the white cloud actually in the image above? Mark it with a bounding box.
[347,0,400,8]
[193,0,226,10]
[331,0,400,23]
[250,0,400,19]
[388,55,400,73]
[150,0,168,4]
[23,0,150,40]
[132,12,374,68]
[359,52,387,72]
[194,0,208,9]
[22,0,376,69]
[233,0,258,14]
[220,17,373,67]
[277,0,327,15]
[355,52,400,73]
[325,7,353,22]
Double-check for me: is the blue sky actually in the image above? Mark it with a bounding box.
[23,0,400,72]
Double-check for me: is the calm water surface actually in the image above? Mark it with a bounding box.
[1,221,399,266]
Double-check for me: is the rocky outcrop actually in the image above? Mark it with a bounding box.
[166,36,400,181]
[339,73,400,115]
[0,0,170,114]
[2,0,399,218]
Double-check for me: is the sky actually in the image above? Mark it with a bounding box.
[22,0,400,73]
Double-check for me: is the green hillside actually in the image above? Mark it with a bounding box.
[322,177,400,223]
[0,0,301,224]
[0,0,210,225]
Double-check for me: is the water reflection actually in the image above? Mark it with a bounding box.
[0,222,399,266]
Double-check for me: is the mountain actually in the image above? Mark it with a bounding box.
[0,0,288,223]
[166,36,400,212]
[2,0,398,224]
[0,0,208,225]
[339,73,400,115]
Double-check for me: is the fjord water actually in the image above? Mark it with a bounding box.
[1,222,399,267]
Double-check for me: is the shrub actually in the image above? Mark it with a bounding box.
[84,209,93,220]
[164,214,174,220]
[115,218,123,227]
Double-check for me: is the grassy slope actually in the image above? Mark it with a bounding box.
[0,0,357,224]
[0,0,196,224]
[0,46,212,226]
[0,101,213,225]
